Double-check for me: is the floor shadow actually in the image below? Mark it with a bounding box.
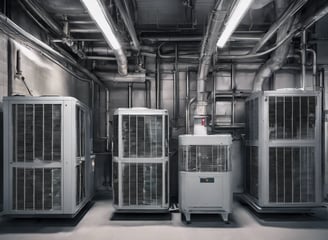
[0,201,94,234]
[240,201,328,229]
[110,212,172,221]
[180,213,240,228]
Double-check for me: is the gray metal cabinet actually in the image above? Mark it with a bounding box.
[3,96,93,217]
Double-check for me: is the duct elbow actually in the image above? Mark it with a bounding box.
[115,48,128,76]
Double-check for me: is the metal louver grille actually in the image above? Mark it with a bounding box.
[76,162,86,205]
[12,104,62,162]
[121,162,164,206]
[245,98,259,141]
[12,167,61,210]
[113,162,119,205]
[269,147,315,203]
[122,115,163,158]
[245,146,258,199]
[269,96,316,139]
[179,145,230,172]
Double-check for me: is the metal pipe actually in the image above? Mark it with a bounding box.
[19,0,63,36]
[18,1,52,34]
[0,14,107,88]
[174,44,179,123]
[319,68,324,89]
[157,42,199,59]
[85,46,115,55]
[195,0,233,116]
[38,0,84,14]
[156,56,160,109]
[86,56,116,61]
[253,0,297,92]
[96,72,146,82]
[128,83,133,108]
[306,48,317,89]
[251,0,308,54]
[145,79,151,108]
[123,0,134,23]
[185,68,190,133]
[301,30,307,89]
[302,0,328,30]
[69,28,101,33]
[187,97,196,134]
[141,33,262,43]
[114,0,140,51]
[106,89,110,151]
[68,20,94,24]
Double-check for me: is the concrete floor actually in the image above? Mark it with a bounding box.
[0,192,328,240]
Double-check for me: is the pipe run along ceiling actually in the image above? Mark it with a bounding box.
[9,0,328,81]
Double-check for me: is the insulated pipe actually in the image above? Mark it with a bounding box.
[195,0,232,116]
[114,0,140,51]
[252,0,296,92]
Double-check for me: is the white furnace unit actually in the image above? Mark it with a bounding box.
[244,90,322,212]
[112,108,169,212]
[179,134,232,223]
[3,96,93,217]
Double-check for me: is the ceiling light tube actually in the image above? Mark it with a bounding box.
[217,0,254,48]
[81,0,121,50]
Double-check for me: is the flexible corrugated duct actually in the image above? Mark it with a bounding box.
[195,0,233,116]
[252,0,297,91]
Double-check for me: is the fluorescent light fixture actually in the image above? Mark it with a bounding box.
[81,0,121,50]
[217,0,254,48]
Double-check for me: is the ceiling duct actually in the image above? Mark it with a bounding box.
[96,72,146,82]
[195,0,233,117]
[251,0,308,54]
[81,0,128,76]
[252,0,297,92]
[113,0,140,51]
